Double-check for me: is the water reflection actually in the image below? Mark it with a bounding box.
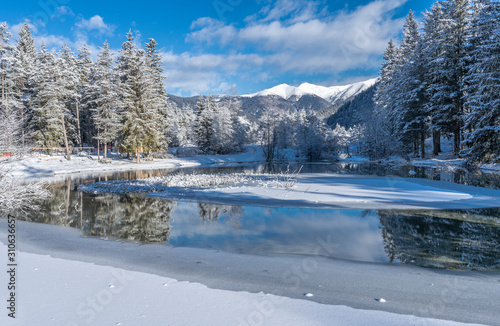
[379,209,500,271]
[20,176,500,272]
[26,177,176,243]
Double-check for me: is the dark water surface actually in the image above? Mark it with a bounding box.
[20,163,500,272]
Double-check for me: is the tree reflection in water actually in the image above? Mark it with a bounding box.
[198,203,243,229]
[379,208,500,271]
[28,180,176,243]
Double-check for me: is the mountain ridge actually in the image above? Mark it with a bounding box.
[242,78,378,104]
[166,78,379,121]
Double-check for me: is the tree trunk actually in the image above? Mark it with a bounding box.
[433,130,441,156]
[1,70,5,100]
[97,139,100,161]
[420,131,425,159]
[76,101,81,148]
[21,109,25,147]
[104,142,107,159]
[414,133,419,157]
[454,127,461,157]
[136,147,140,164]
[60,110,71,161]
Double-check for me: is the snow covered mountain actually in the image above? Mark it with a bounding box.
[167,78,379,121]
[242,78,378,104]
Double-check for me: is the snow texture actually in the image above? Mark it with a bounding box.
[0,242,488,326]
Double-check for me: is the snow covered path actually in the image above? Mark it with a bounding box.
[0,221,497,326]
[80,173,500,210]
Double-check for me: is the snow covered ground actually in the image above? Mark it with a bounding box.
[78,173,500,210]
[1,221,497,326]
[1,241,488,326]
[1,148,265,181]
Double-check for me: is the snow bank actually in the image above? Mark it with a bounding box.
[78,173,500,210]
[2,148,265,182]
[0,242,486,326]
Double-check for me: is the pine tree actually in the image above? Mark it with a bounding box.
[0,22,13,104]
[166,103,195,148]
[90,41,121,159]
[426,0,471,156]
[30,44,73,159]
[374,39,401,141]
[59,44,79,147]
[194,96,215,153]
[422,3,448,156]
[117,30,162,162]
[77,42,94,146]
[12,21,37,146]
[463,0,500,163]
[296,110,330,160]
[0,22,23,149]
[143,38,168,152]
[395,11,428,158]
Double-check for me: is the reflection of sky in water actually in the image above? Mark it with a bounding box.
[169,203,389,263]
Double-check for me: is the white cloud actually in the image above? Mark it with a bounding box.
[186,0,407,75]
[34,34,73,51]
[75,15,115,35]
[253,0,323,23]
[51,6,75,19]
[186,17,237,47]
[162,51,264,95]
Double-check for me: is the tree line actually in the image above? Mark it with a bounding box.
[373,0,500,164]
[0,22,173,162]
[0,21,339,163]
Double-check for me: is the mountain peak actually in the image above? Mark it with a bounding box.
[242,78,378,104]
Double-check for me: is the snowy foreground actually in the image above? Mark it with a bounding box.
[1,221,497,326]
[0,242,483,326]
[79,172,500,210]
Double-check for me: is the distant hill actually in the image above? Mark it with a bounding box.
[326,83,378,128]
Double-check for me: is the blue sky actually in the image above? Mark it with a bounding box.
[2,0,435,96]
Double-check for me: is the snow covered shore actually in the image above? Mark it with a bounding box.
[78,173,500,210]
[1,148,265,181]
[0,221,496,326]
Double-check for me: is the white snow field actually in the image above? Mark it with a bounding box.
[79,173,500,210]
[0,231,493,326]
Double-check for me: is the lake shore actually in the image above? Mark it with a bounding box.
[2,146,499,184]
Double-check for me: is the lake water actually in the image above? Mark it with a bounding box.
[22,163,500,272]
